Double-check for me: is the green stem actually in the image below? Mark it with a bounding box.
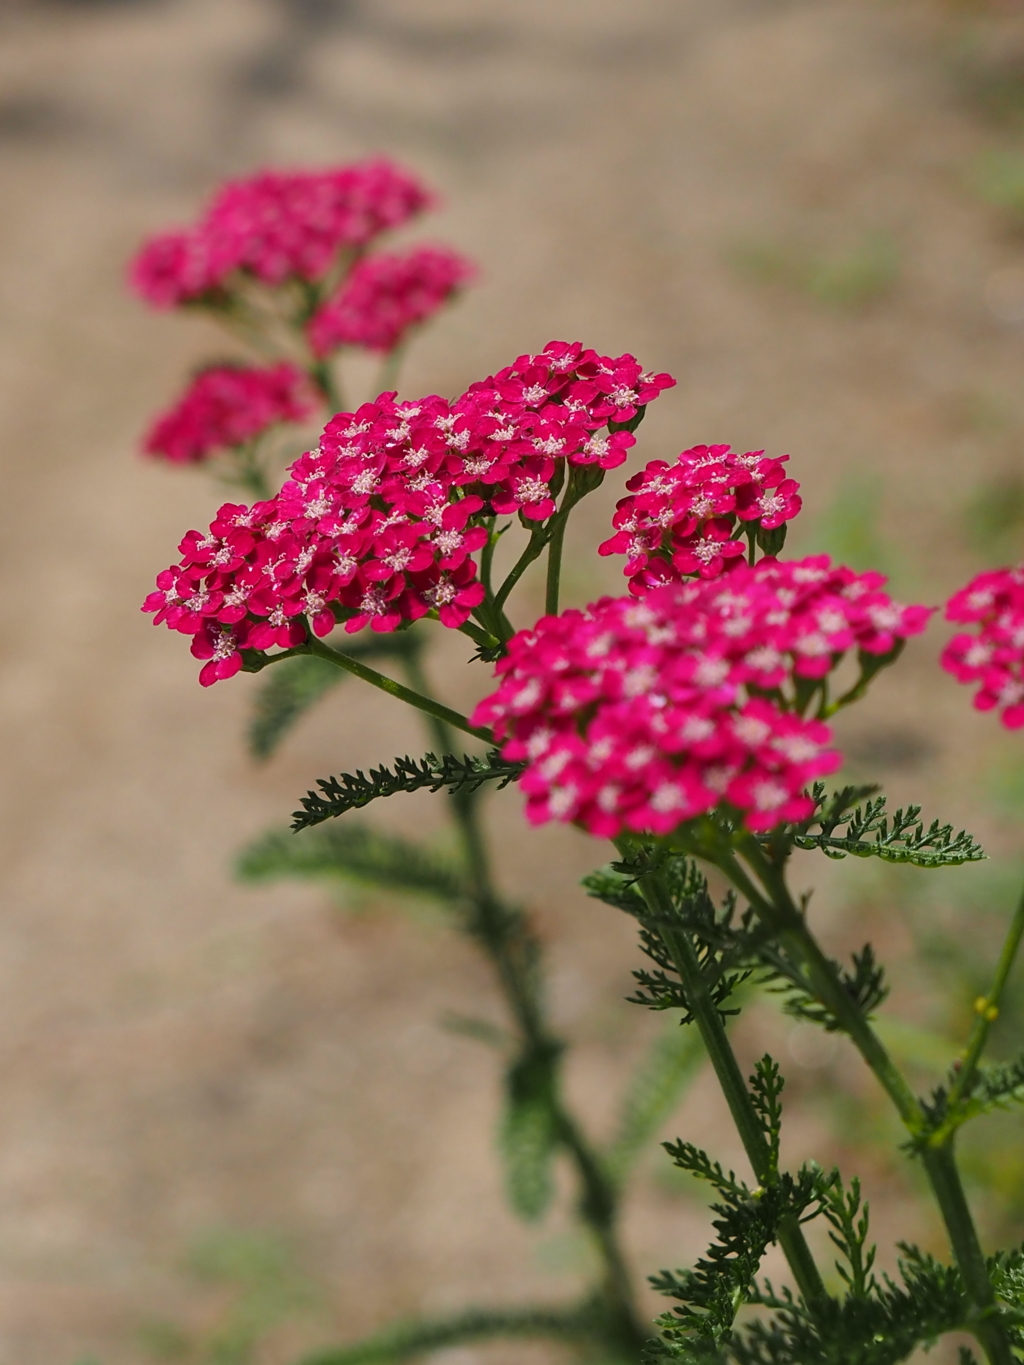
[493,527,549,615]
[402,654,645,1358]
[629,857,828,1313]
[947,877,1024,1112]
[310,358,343,413]
[545,511,569,617]
[729,837,1014,1365]
[377,343,406,395]
[303,634,493,744]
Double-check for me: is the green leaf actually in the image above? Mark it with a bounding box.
[500,1098,559,1221]
[248,633,423,761]
[788,784,985,867]
[297,1304,594,1365]
[500,1044,562,1221]
[292,752,525,830]
[236,822,468,903]
[604,1015,707,1187]
[924,1049,1024,1140]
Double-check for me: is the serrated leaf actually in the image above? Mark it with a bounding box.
[236,822,467,903]
[292,752,525,830]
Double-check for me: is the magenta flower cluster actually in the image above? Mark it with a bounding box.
[142,341,675,685]
[309,246,475,357]
[472,557,932,837]
[942,566,1024,728]
[143,363,315,466]
[130,160,431,309]
[599,444,802,592]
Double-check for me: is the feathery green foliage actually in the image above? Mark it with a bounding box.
[923,1049,1024,1142]
[790,785,985,866]
[586,859,754,1022]
[236,822,468,903]
[292,751,525,830]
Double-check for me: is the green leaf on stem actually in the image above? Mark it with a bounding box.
[787,784,985,867]
[236,822,468,903]
[291,752,525,830]
[650,1148,832,1354]
[924,1049,1024,1140]
[761,941,889,1032]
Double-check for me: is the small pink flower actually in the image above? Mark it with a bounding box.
[309,246,475,356]
[472,557,929,840]
[942,566,1024,727]
[605,445,801,591]
[143,364,315,465]
[129,159,433,306]
[144,343,675,684]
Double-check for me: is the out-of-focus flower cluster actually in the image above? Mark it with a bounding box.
[473,557,932,837]
[942,567,1024,728]
[143,341,675,685]
[130,160,432,308]
[600,444,802,592]
[143,363,315,465]
[309,246,475,356]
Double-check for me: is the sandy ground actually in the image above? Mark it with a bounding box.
[1,0,1024,1360]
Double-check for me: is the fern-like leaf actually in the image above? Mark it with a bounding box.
[292,752,525,830]
[236,823,468,903]
[786,784,984,867]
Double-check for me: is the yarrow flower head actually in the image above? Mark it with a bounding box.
[142,341,675,683]
[471,557,932,838]
[129,159,432,308]
[599,444,802,593]
[942,566,1024,727]
[308,246,476,356]
[143,363,315,465]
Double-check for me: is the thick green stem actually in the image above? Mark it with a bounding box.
[947,878,1024,1112]
[729,837,1014,1365]
[630,859,829,1313]
[403,654,645,1358]
[303,635,493,744]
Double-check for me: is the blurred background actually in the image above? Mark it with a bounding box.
[3,0,1024,1360]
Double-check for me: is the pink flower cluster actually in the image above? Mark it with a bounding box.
[472,557,932,837]
[942,566,1024,727]
[143,342,675,685]
[130,160,431,308]
[599,444,802,592]
[309,246,475,356]
[143,363,315,465]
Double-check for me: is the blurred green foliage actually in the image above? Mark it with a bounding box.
[963,470,1024,563]
[731,232,900,311]
[974,148,1024,226]
[141,1230,317,1365]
